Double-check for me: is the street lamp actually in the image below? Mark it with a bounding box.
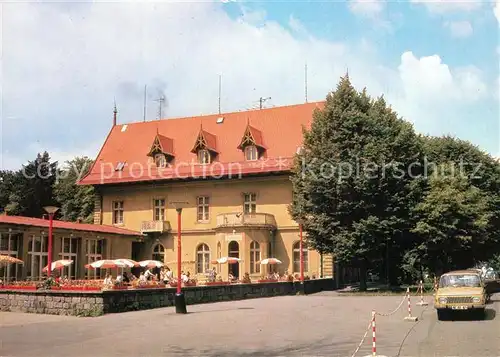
[43,206,59,278]
[170,201,189,314]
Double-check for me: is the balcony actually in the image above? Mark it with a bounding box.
[140,220,171,234]
[216,213,277,230]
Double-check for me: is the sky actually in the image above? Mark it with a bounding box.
[1,0,499,170]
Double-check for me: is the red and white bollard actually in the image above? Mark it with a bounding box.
[416,280,428,306]
[363,311,387,357]
[404,287,418,321]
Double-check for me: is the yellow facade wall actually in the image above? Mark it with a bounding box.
[98,175,325,279]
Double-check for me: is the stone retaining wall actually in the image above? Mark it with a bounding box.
[0,278,335,316]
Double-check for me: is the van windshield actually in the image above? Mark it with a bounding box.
[439,274,481,288]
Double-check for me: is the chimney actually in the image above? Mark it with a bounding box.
[113,102,117,126]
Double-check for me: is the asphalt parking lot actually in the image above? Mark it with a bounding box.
[0,292,499,356]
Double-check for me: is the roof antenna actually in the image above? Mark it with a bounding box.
[113,98,117,126]
[218,74,222,115]
[259,96,271,110]
[154,95,165,120]
[143,85,147,122]
[305,62,308,103]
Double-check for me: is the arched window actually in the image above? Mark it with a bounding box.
[152,243,166,263]
[250,241,261,274]
[196,243,210,274]
[292,241,308,273]
[245,145,258,161]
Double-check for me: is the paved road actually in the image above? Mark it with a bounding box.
[0,292,498,356]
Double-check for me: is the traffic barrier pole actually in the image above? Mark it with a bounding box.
[404,287,418,321]
[371,311,376,356]
[416,280,428,306]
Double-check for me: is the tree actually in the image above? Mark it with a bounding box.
[5,152,58,218]
[0,170,16,212]
[410,165,493,274]
[289,75,423,290]
[53,157,95,223]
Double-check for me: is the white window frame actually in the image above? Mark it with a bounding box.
[59,237,79,279]
[155,153,167,168]
[249,241,261,274]
[112,201,124,225]
[153,198,166,221]
[245,145,258,161]
[293,241,308,273]
[196,243,210,274]
[198,149,211,164]
[0,232,21,282]
[27,234,48,281]
[197,196,210,222]
[86,239,104,279]
[243,193,257,214]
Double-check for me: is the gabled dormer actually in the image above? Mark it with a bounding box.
[147,133,175,168]
[237,123,266,161]
[191,127,218,164]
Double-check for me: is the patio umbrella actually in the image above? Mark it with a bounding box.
[211,257,241,264]
[85,259,127,269]
[138,260,164,268]
[42,259,73,272]
[114,259,139,267]
[0,255,23,265]
[258,258,282,265]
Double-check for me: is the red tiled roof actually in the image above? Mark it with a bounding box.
[79,101,324,185]
[157,135,174,156]
[0,215,142,236]
[248,125,264,148]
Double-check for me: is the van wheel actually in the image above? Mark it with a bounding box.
[437,310,448,321]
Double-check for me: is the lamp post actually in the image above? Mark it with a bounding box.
[43,206,59,278]
[170,201,188,314]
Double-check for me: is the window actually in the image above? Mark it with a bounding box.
[196,243,210,274]
[243,193,256,214]
[27,235,48,280]
[0,232,21,281]
[198,149,211,164]
[249,241,261,274]
[245,145,258,161]
[59,237,79,279]
[112,201,124,225]
[115,162,126,171]
[293,241,308,273]
[154,199,166,221]
[152,244,166,263]
[155,154,167,168]
[86,239,104,279]
[197,196,210,222]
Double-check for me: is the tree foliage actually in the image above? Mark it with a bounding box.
[53,157,95,223]
[289,75,423,288]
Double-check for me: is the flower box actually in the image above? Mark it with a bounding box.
[60,286,84,291]
[112,286,128,290]
[83,286,101,291]
[257,279,279,283]
[8,286,37,290]
[183,282,197,287]
[51,286,62,290]
[205,281,230,286]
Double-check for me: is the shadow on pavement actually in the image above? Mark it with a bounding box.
[187,307,255,315]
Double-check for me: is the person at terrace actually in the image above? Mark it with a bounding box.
[122,272,130,284]
[116,274,123,284]
[144,268,155,281]
[103,274,113,286]
[165,267,173,282]
[208,267,216,282]
[181,272,189,283]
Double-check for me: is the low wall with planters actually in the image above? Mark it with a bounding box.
[0,278,335,316]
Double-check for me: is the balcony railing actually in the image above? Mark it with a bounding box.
[140,220,171,234]
[216,213,277,229]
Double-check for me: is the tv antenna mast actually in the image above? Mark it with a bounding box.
[154,95,165,120]
[259,96,271,109]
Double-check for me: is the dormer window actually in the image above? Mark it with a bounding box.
[155,154,167,168]
[245,145,258,161]
[198,149,211,164]
[238,123,266,161]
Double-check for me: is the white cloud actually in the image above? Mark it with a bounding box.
[289,15,306,34]
[348,0,385,17]
[411,0,483,13]
[0,2,493,170]
[444,20,473,38]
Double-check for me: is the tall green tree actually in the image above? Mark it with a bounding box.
[5,152,58,217]
[53,157,95,223]
[289,75,423,289]
[0,170,16,212]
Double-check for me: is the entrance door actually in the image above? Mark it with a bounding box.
[228,241,239,279]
